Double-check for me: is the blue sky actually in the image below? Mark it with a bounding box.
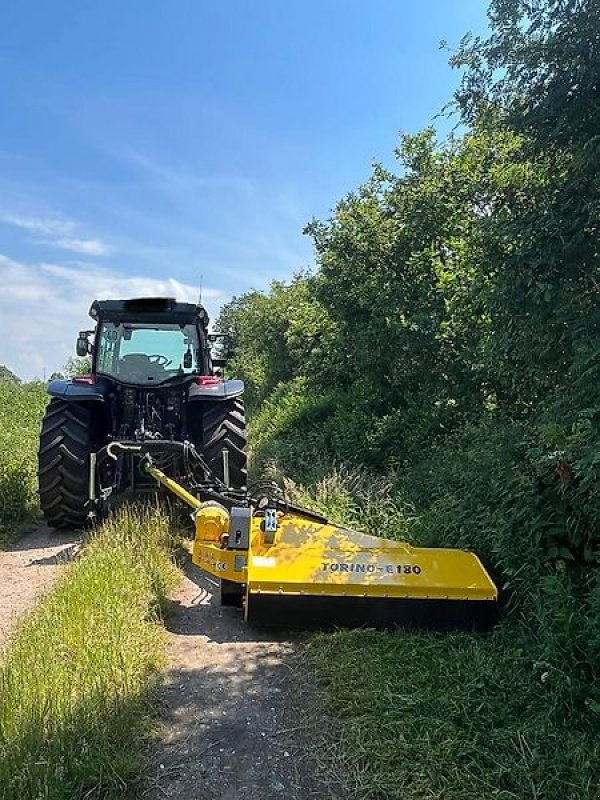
[0,0,488,379]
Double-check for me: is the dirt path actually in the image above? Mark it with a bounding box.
[148,554,341,800]
[0,523,80,650]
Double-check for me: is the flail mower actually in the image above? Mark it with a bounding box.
[38,297,498,630]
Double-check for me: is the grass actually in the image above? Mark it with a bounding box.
[0,505,179,800]
[0,379,48,547]
[268,464,600,800]
[0,373,597,798]
[306,628,600,800]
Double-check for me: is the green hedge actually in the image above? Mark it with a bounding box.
[0,380,48,546]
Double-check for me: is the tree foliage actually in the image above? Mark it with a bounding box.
[216,1,600,788]
[221,0,600,475]
[0,365,21,385]
[64,356,92,378]
[218,0,600,568]
[217,274,335,409]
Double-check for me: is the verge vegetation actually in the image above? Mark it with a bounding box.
[0,378,48,547]
[218,1,600,796]
[0,506,178,800]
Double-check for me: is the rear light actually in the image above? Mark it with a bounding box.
[195,375,222,386]
[72,375,96,385]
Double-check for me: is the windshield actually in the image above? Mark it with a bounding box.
[96,322,202,384]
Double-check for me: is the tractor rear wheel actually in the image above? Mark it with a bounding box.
[202,397,247,489]
[38,399,92,529]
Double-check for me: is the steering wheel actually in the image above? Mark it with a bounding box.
[148,354,172,367]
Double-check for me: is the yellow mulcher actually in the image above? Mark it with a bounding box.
[143,457,498,631]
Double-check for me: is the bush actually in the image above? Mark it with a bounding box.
[249,378,339,480]
[0,381,48,545]
[265,424,600,799]
[217,3,600,793]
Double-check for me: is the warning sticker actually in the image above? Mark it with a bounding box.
[199,553,228,572]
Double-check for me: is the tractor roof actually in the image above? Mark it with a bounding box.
[89,297,209,326]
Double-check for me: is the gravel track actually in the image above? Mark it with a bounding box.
[0,527,339,799]
[0,523,80,650]
[147,553,341,800]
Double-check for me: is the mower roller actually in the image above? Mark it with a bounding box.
[38,295,498,631]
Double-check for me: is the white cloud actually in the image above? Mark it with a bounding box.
[43,237,111,256]
[0,212,75,236]
[0,254,228,381]
[0,211,111,257]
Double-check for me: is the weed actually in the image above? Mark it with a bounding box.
[306,627,600,800]
[269,454,600,800]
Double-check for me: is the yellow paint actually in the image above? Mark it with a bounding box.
[145,463,202,510]
[148,465,497,609]
[190,504,497,604]
[194,501,230,543]
[192,501,246,581]
[246,514,497,602]
[192,540,247,582]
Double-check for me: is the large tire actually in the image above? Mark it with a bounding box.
[38,399,92,529]
[202,397,247,489]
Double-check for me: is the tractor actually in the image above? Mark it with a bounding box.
[38,297,246,529]
[36,296,499,630]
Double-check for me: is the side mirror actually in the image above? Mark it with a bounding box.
[208,332,233,364]
[183,349,192,369]
[76,331,93,357]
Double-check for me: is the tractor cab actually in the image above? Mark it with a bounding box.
[77,297,212,385]
[94,321,202,385]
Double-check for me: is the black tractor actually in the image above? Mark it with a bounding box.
[38,297,246,529]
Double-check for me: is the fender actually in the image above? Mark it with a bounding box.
[47,378,106,401]
[188,378,244,400]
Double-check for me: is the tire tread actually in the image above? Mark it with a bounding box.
[202,397,247,488]
[37,399,91,529]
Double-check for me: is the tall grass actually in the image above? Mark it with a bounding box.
[263,457,600,800]
[0,505,178,800]
[307,628,600,800]
[0,380,48,546]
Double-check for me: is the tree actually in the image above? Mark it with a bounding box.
[450,0,600,409]
[220,0,600,462]
[216,274,331,410]
[0,365,21,384]
[64,356,92,377]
